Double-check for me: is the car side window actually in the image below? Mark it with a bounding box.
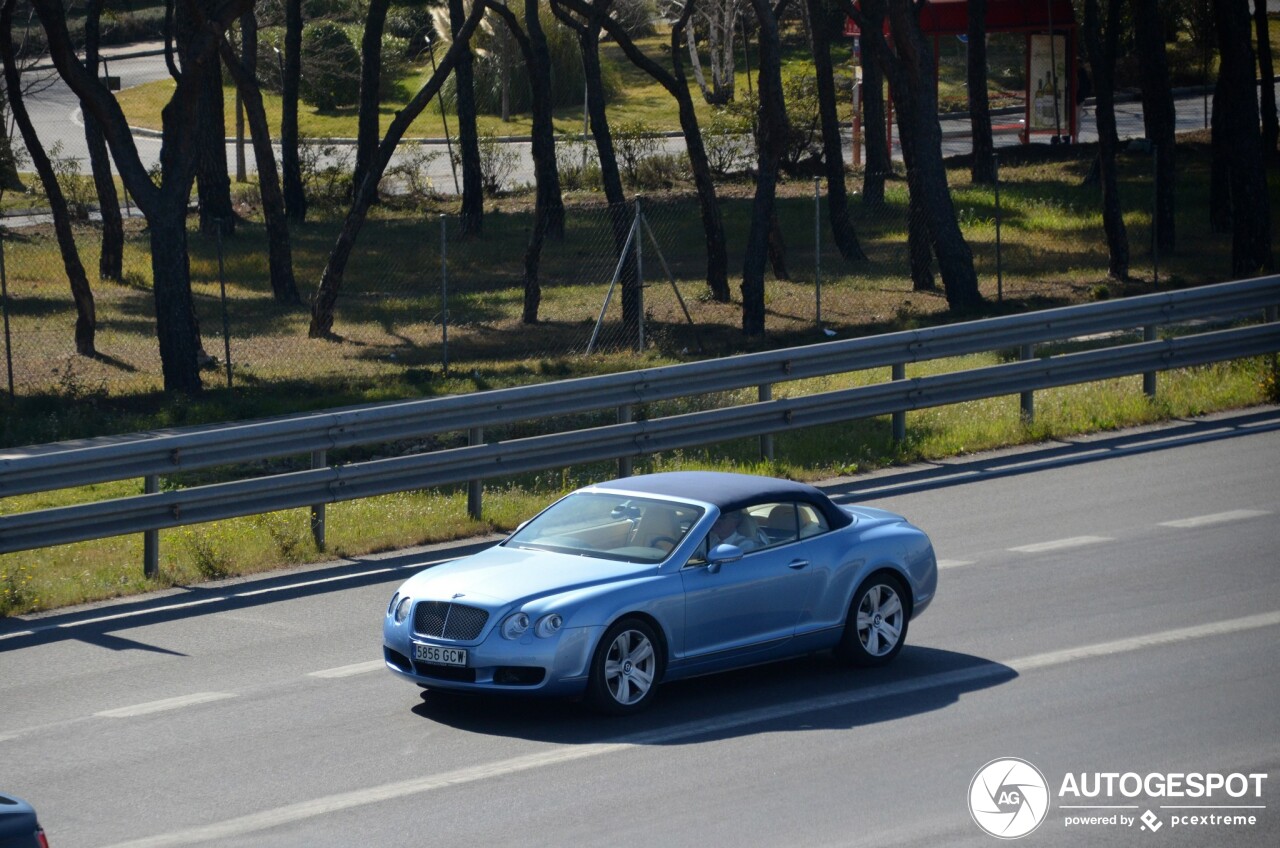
[797,503,829,537]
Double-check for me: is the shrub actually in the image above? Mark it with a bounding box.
[300,21,361,110]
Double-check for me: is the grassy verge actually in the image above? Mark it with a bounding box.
[1,352,1272,617]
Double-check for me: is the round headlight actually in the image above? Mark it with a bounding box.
[501,612,530,640]
[387,592,400,616]
[534,614,564,638]
[394,596,413,624]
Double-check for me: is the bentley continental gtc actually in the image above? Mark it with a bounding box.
[383,472,937,714]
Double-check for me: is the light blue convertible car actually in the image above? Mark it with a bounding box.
[384,472,937,714]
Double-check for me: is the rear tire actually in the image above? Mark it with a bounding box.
[586,618,663,715]
[835,573,909,667]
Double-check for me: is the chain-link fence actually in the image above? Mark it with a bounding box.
[0,141,1189,399]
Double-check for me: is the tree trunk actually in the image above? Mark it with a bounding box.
[859,0,889,207]
[1254,0,1279,157]
[219,40,300,304]
[83,0,123,281]
[741,0,788,336]
[29,0,255,394]
[1084,0,1130,280]
[309,3,487,338]
[564,0,729,302]
[876,0,982,310]
[1209,74,1232,233]
[486,0,564,323]
[281,0,306,223]
[180,0,233,238]
[354,0,389,201]
[450,0,484,236]
[1131,0,1177,251]
[149,200,204,394]
[1,0,96,355]
[1212,0,1274,275]
[552,0,638,338]
[967,0,996,184]
[807,0,865,260]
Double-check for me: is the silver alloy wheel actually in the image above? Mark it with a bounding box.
[856,582,905,657]
[603,628,657,706]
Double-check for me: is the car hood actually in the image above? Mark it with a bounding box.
[397,544,659,607]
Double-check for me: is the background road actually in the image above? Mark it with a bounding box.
[2,406,1278,847]
[17,44,1220,196]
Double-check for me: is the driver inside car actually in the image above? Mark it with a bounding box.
[708,510,767,552]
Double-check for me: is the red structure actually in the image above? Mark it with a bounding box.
[846,0,1079,151]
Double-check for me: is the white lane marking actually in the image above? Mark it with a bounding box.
[1008,536,1113,554]
[1159,510,1270,529]
[308,660,384,679]
[99,611,1280,848]
[95,692,236,719]
[937,559,976,569]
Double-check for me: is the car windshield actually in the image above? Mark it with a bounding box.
[504,493,704,563]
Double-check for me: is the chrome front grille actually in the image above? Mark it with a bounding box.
[413,601,489,641]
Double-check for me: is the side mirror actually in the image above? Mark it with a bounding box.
[705,543,744,573]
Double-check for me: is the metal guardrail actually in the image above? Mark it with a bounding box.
[0,276,1277,559]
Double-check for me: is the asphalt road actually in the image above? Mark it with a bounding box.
[1,407,1278,847]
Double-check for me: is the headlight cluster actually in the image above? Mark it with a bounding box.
[388,593,412,624]
[500,611,564,640]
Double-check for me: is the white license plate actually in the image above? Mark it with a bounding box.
[414,644,468,667]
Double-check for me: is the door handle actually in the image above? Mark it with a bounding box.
[788,559,810,570]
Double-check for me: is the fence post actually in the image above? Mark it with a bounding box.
[759,384,774,461]
[814,177,822,328]
[993,153,1004,304]
[216,222,232,390]
[1020,344,1035,421]
[892,363,906,442]
[1151,144,1160,287]
[1142,325,1158,398]
[0,229,13,401]
[618,404,633,477]
[636,197,645,353]
[144,474,159,578]
[467,427,483,521]
[440,214,449,377]
[310,450,327,551]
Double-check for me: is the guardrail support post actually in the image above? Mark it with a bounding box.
[758,384,774,461]
[892,363,906,442]
[1020,344,1035,421]
[618,405,633,477]
[1142,325,1158,398]
[144,475,159,578]
[468,428,483,521]
[310,450,327,551]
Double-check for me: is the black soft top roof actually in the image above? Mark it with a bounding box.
[589,471,852,529]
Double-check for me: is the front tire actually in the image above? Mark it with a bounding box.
[836,573,909,667]
[586,618,663,715]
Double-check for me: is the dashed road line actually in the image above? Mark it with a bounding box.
[1008,536,1114,554]
[308,660,384,679]
[1158,510,1271,529]
[95,692,236,719]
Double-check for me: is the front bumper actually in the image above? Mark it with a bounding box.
[383,618,602,698]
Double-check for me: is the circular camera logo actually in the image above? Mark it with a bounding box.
[969,758,1051,839]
